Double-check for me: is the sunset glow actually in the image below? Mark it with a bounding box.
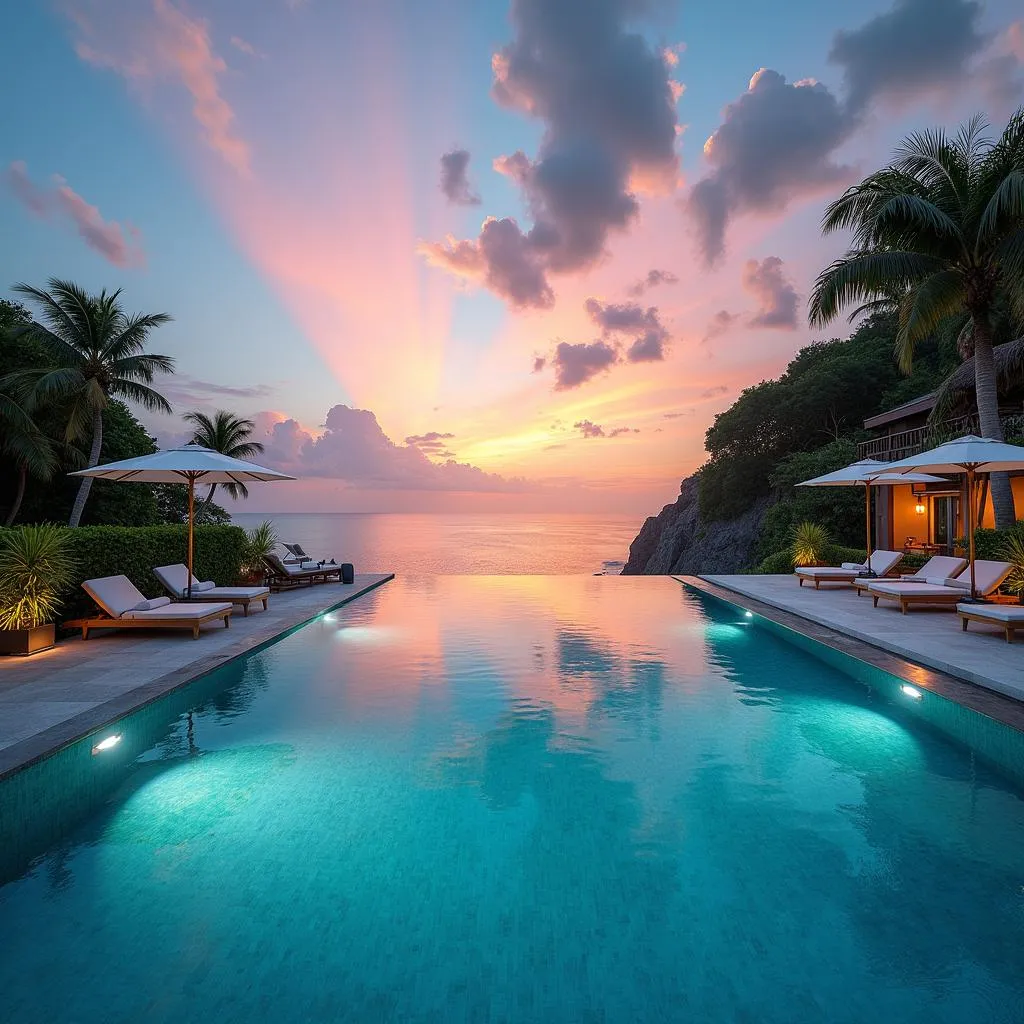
[2,0,1021,512]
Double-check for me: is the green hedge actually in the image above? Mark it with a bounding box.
[970,525,1024,560]
[0,524,247,621]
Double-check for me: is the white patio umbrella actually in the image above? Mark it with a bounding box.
[70,445,294,597]
[882,435,1024,598]
[797,458,946,573]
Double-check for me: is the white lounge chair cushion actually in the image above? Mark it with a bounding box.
[154,564,222,598]
[841,562,867,571]
[925,576,970,589]
[132,596,172,611]
[866,550,903,574]
[901,556,967,581]
[83,575,148,618]
[957,603,1024,621]
[202,586,270,600]
[869,582,964,598]
[120,601,233,620]
[968,560,1013,595]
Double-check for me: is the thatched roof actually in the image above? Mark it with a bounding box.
[929,338,1024,422]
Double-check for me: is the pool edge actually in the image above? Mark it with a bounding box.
[677,575,1024,735]
[0,573,395,784]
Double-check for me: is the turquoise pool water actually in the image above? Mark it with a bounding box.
[2,576,1023,1023]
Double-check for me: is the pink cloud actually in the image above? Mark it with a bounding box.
[71,0,250,173]
[254,403,529,493]
[5,161,145,268]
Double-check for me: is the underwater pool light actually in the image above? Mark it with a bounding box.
[900,685,923,700]
[744,610,753,618]
[91,734,122,754]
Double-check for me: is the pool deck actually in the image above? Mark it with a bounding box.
[690,574,1024,706]
[0,573,393,779]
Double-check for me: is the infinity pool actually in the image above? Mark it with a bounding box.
[2,577,1023,1023]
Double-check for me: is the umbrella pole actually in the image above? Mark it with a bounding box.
[187,475,195,600]
[967,467,977,600]
[864,483,874,576]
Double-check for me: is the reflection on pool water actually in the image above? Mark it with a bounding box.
[2,576,1023,1023]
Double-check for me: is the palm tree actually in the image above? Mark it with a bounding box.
[809,109,1024,528]
[3,279,174,527]
[184,409,265,506]
[0,393,59,526]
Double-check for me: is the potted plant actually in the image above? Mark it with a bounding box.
[0,524,77,656]
[239,519,279,585]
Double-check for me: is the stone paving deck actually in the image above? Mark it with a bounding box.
[0,573,393,778]
[695,573,1024,703]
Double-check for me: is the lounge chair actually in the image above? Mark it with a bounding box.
[72,575,232,640]
[868,560,1012,613]
[851,555,967,596]
[795,550,903,589]
[263,553,343,590]
[958,603,1024,643]
[282,543,336,567]
[154,564,270,616]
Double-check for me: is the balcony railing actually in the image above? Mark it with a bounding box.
[857,414,1024,462]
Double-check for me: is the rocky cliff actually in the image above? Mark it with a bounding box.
[622,474,772,575]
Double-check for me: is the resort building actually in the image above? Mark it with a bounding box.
[860,363,1024,554]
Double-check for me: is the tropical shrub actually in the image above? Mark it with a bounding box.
[792,522,829,566]
[0,524,77,630]
[998,530,1024,597]
[0,524,247,621]
[240,520,279,578]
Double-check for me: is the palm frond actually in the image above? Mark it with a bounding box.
[808,251,945,327]
[11,282,84,350]
[104,311,174,362]
[110,352,176,383]
[109,378,174,414]
[895,270,967,371]
[977,170,1024,246]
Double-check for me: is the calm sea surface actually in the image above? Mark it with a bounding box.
[231,513,642,575]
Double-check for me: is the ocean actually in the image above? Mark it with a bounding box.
[230,512,642,575]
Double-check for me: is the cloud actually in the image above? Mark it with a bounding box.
[627,268,678,296]
[552,340,619,390]
[159,373,276,407]
[532,356,547,373]
[584,297,669,363]
[700,385,729,399]
[71,0,250,173]
[574,419,606,438]
[5,161,145,268]
[573,420,638,439]
[405,430,457,458]
[439,149,481,206]
[419,216,554,309]
[421,0,682,307]
[701,309,740,344]
[742,256,799,329]
[687,68,854,264]
[229,35,264,58]
[977,21,1024,115]
[255,405,526,491]
[829,0,985,114]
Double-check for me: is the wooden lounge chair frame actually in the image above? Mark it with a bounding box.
[262,557,342,592]
[958,608,1024,643]
[871,591,963,614]
[66,605,232,640]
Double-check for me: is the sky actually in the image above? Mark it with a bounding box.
[1,0,1022,515]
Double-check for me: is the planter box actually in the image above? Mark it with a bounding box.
[0,623,56,656]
